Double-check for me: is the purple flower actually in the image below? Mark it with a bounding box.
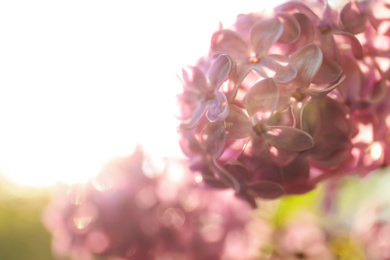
[177,54,234,128]
[210,16,297,84]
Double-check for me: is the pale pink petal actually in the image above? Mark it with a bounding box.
[207,54,234,91]
[206,91,229,122]
[225,64,252,100]
[175,91,201,120]
[275,1,320,22]
[340,1,367,34]
[250,17,283,56]
[244,78,279,121]
[312,56,342,84]
[363,80,388,105]
[200,123,226,158]
[210,29,248,61]
[265,126,314,151]
[225,105,252,139]
[277,12,301,44]
[290,13,315,50]
[245,181,285,199]
[178,128,203,157]
[182,66,208,92]
[333,31,364,59]
[254,54,297,83]
[290,43,323,88]
[337,55,363,103]
[306,75,346,98]
[181,103,208,128]
[315,32,340,63]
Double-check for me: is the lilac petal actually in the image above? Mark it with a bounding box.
[178,128,203,157]
[207,54,234,91]
[291,13,315,49]
[244,78,279,121]
[340,1,367,34]
[316,30,340,61]
[282,156,310,183]
[275,1,320,22]
[316,97,350,134]
[250,17,283,56]
[181,103,208,128]
[211,158,241,192]
[306,75,346,98]
[364,80,388,105]
[333,31,364,59]
[290,43,323,88]
[200,123,226,158]
[224,161,252,182]
[210,29,248,61]
[309,132,352,167]
[312,56,343,84]
[277,12,301,44]
[225,64,252,100]
[300,100,320,136]
[175,91,201,120]
[245,181,285,199]
[206,91,229,122]
[182,66,208,92]
[338,55,363,102]
[269,146,298,167]
[255,54,297,83]
[265,126,314,151]
[225,104,252,139]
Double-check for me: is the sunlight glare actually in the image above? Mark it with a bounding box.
[0,0,280,187]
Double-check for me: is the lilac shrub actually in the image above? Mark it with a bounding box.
[176,0,390,207]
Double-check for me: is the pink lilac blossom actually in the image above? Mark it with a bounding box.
[353,201,390,260]
[270,214,336,260]
[43,147,260,260]
[176,0,390,207]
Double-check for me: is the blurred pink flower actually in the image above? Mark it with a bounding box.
[271,215,336,260]
[43,147,259,260]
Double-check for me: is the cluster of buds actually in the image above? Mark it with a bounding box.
[176,0,390,207]
[43,147,262,260]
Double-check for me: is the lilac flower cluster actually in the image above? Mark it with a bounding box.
[177,0,390,207]
[43,147,260,260]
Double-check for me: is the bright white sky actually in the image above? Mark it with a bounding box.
[0,0,296,186]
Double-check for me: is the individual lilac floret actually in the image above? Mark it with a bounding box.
[211,16,297,84]
[226,78,313,152]
[177,54,234,128]
[43,147,257,260]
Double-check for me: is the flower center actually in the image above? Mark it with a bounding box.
[319,25,330,34]
[253,123,266,136]
[363,47,371,57]
[249,55,260,64]
[291,89,305,102]
[207,93,216,100]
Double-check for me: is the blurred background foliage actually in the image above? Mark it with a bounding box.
[0,172,54,260]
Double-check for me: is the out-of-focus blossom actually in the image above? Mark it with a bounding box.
[270,214,336,260]
[43,147,261,260]
[176,0,390,206]
[353,201,390,260]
